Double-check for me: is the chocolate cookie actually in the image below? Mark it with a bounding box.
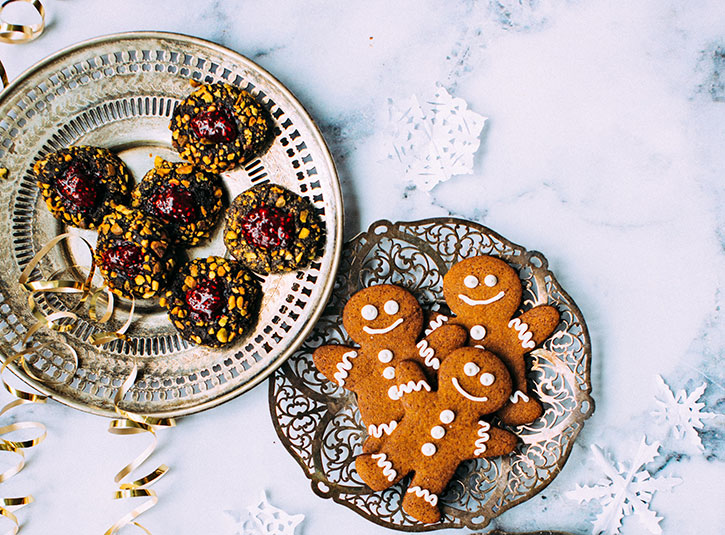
[94,205,176,299]
[161,256,261,348]
[170,83,271,172]
[33,145,132,229]
[224,183,324,274]
[131,157,224,246]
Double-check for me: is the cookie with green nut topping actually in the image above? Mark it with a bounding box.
[223,183,325,275]
[131,157,224,247]
[33,145,132,229]
[94,205,176,300]
[161,256,262,348]
[170,83,272,172]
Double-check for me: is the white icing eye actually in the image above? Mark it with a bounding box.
[484,274,498,287]
[464,362,480,376]
[480,373,495,386]
[421,442,437,456]
[383,300,399,315]
[361,304,378,321]
[464,275,479,289]
[382,366,395,380]
[470,325,486,341]
[439,410,455,424]
[430,426,446,439]
[378,349,393,363]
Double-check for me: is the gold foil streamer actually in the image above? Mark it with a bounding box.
[105,360,175,535]
[0,0,45,44]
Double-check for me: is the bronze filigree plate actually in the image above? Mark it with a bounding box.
[0,32,342,417]
[270,218,593,531]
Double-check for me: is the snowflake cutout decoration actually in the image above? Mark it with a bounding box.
[566,437,681,535]
[224,491,304,535]
[386,84,487,191]
[652,374,716,452]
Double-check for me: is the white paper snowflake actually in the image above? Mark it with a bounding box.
[224,491,304,535]
[652,374,716,452]
[566,437,682,535]
[386,84,487,191]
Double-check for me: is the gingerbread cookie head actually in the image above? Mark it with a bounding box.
[341,284,423,346]
[438,346,512,415]
[443,256,522,326]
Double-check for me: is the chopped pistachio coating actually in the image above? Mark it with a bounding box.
[161,256,261,348]
[33,145,132,229]
[170,83,272,172]
[94,205,176,299]
[224,183,325,275]
[131,157,225,247]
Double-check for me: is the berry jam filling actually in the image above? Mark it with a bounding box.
[102,242,143,277]
[56,162,102,211]
[150,185,197,224]
[240,206,295,250]
[185,278,225,320]
[190,107,238,143]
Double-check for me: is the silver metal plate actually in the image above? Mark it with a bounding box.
[0,32,343,418]
[270,218,593,531]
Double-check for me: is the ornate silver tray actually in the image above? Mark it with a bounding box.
[270,218,593,531]
[0,32,342,417]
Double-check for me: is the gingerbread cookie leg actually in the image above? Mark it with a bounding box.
[402,467,457,524]
[355,450,407,491]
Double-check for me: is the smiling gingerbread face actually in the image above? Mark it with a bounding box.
[342,284,423,346]
[443,256,522,327]
[438,347,512,414]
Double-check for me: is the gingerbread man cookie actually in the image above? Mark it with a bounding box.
[313,284,467,452]
[355,346,518,524]
[443,255,560,425]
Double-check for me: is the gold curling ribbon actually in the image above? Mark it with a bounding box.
[105,360,175,535]
[0,0,45,44]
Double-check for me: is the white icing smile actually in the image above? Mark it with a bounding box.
[458,291,505,307]
[363,317,404,335]
[451,377,489,403]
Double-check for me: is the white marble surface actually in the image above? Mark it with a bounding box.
[1,0,724,533]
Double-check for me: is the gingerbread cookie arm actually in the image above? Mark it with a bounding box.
[389,360,433,411]
[415,323,467,372]
[468,420,518,459]
[312,345,364,389]
[510,305,560,348]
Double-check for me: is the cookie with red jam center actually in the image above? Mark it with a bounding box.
[94,205,176,299]
[131,157,224,246]
[33,146,132,229]
[161,256,261,348]
[169,83,272,172]
[223,183,325,275]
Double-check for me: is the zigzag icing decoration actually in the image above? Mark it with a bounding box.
[333,350,359,386]
[416,340,441,370]
[388,380,431,400]
[423,314,448,335]
[509,390,530,403]
[474,420,491,455]
[371,453,397,482]
[407,485,438,506]
[508,318,535,349]
[368,420,398,438]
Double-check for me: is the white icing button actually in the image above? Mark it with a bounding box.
[464,275,479,289]
[480,373,495,386]
[470,325,486,341]
[439,410,455,424]
[378,349,394,363]
[484,274,498,287]
[361,304,378,321]
[383,299,399,315]
[382,366,395,380]
[464,362,480,376]
[431,425,445,439]
[421,442,437,456]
